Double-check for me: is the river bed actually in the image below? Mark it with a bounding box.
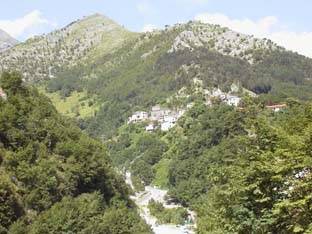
[125,172,196,234]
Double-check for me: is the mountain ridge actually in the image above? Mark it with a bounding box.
[0,13,137,81]
[0,14,307,82]
[0,13,291,82]
[0,29,18,52]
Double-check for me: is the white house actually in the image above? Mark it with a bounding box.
[150,105,171,122]
[145,124,155,132]
[164,115,177,123]
[150,105,162,121]
[211,88,224,97]
[161,121,175,131]
[128,105,187,132]
[186,103,194,109]
[128,111,148,123]
[226,95,241,107]
[177,109,186,117]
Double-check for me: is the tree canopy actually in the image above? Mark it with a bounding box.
[0,72,151,234]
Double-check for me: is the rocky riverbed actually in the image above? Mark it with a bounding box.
[125,172,196,234]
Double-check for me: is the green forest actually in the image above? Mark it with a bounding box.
[0,72,151,234]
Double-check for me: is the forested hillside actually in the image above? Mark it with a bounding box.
[109,98,312,233]
[0,72,151,234]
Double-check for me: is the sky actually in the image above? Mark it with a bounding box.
[0,0,312,57]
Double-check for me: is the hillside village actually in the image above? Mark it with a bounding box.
[128,105,186,132]
[127,82,287,132]
[128,85,243,132]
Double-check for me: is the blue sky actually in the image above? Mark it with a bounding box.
[1,0,312,57]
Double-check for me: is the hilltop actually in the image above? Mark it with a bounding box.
[167,21,282,63]
[0,29,18,52]
[0,14,137,81]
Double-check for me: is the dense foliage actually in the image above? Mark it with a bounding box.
[148,199,188,225]
[107,124,168,191]
[0,72,151,234]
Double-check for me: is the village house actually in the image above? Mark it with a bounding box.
[266,104,287,112]
[211,88,226,100]
[0,87,7,100]
[150,105,171,122]
[186,103,194,109]
[127,111,148,123]
[145,124,155,132]
[161,121,175,131]
[127,104,188,132]
[226,95,241,107]
[128,106,186,132]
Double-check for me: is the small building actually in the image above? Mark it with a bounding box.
[226,95,241,107]
[164,115,177,124]
[177,109,186,117]
[211,88,224,97]
[145,124,155,132]
[266,104,287,112]
[161,121,175,131]
[150,105,171,122]
[150,105,162,121]
[186,103,194,109]
[0,88,7,100]
[128,111,148,123]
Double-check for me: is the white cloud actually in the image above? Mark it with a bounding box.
[142,24,158,32]
[195,12,312,58]
[0,10,57,40]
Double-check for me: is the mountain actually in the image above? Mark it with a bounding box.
[0,72,151,233]
[0,14,137,81]
[0,29,18,52]
[1,15,312,138]
[51,20,312,138]
[1,14,312,234]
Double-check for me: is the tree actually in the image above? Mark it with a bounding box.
[0,72,23,94]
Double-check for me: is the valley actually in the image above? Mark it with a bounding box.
[1,10,312,234]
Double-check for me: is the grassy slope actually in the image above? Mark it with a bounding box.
[152,158,171,188]
[38,87,99,118]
